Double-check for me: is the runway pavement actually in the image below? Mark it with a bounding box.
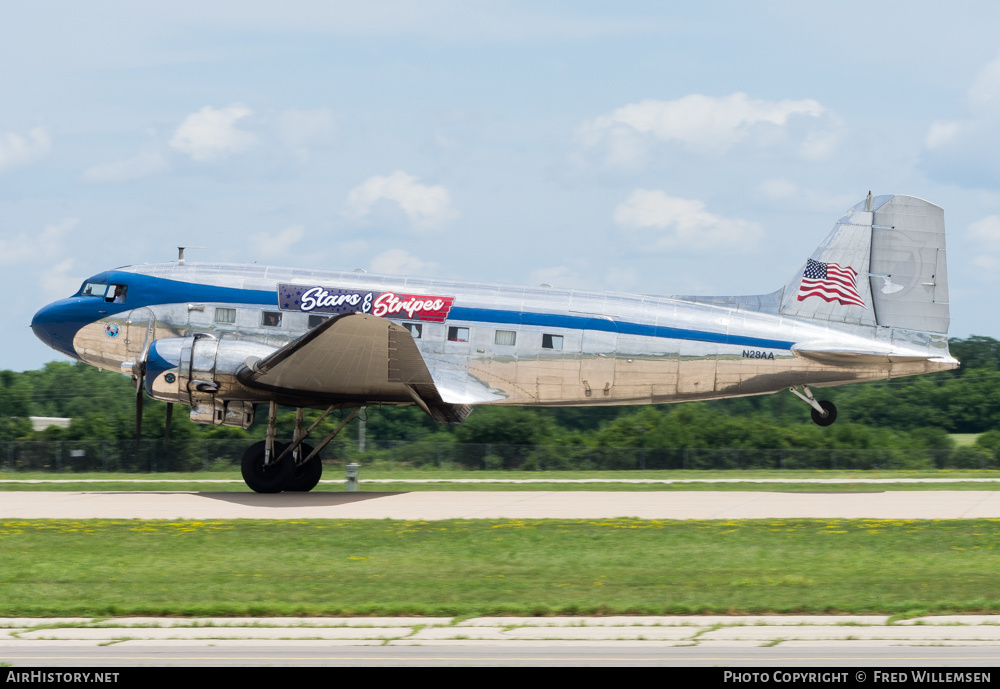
[3,489,1000,520]
[3,616,1000,667]
[4,490,1000,665]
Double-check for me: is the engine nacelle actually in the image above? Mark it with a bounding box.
[144,334,277,428]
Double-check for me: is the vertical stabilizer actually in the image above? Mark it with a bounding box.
[779,194,950,336]
[779,196,884,327]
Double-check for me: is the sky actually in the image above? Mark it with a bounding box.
[6,1,1000,371]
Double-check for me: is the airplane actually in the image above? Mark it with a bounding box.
[31,193,958,492]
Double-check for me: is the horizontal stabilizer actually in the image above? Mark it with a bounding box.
[791,345,949,366]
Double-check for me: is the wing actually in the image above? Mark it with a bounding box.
[238,312,470,423]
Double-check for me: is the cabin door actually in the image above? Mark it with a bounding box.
[580,325,617,400]
[125,307,155,359]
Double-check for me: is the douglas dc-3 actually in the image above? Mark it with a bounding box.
[31,193,958,492]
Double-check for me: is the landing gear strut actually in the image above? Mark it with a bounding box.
[789,386,838,427]
[241,401,360,493]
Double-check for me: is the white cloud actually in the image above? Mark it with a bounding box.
[969,215,1000,244]
[277,109,335,162]
[369,248,437,276]
[83,148,168,184]
[579,124,651,169]
[169,104,257,162]
[925,121,960,150]
[972,255,1000,271]
[799,128,841,161]
[967,216,1000,275]
[613,190,763,252]
[968,52,1000,114]
[39,258,80,301]
[756,179,857,211]
[347,171,458,229]
[758,178,798,199]
[1,219,83,304]
[0,127,51,173]
[249,225,305,259]
[580,93,832,166]
[922,51,1000,185]
[0,218,78,266]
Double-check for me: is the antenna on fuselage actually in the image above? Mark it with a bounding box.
[177,246,206,264]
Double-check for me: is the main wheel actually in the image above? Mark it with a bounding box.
[285,443,323,492]
[810,400,838,427]
[241,440,294,493]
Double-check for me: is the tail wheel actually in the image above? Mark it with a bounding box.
[241,440,294,493]
[285,443,323,492]
[810,400,838,427]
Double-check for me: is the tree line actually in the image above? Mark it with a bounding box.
[4,336,1000,460]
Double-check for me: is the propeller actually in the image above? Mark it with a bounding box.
[164,402,173,450]
[132,343,175,451]
[132,319,153,449]
[133,360,145,449]
[130,314,180,451]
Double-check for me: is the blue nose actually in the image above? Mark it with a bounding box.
[31,299,90,360]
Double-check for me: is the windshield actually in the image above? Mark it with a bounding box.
[79,282,107,297]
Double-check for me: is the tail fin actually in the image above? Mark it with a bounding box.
[779,194,950,335]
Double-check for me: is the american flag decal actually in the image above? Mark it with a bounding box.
[797,258,866,308]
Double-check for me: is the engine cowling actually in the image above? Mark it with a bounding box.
[144,334,277,428]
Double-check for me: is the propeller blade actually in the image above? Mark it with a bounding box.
[135,377,144,448]
[133,359,146,449]
[164,402,173,450]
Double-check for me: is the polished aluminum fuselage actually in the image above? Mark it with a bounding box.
[55,261,956,411]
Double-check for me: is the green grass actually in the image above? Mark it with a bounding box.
[1,468,998,491]
[1,518,999,617]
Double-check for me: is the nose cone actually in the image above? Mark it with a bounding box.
[31,299,90,360]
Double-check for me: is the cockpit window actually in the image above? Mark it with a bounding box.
[104,284,128,304]
[80,282,107,297]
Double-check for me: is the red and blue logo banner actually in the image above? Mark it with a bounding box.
[278,284,455,322]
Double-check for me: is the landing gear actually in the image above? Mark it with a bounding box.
[241,440,294,493]
[241,402,359,493]
[810,400,838,427]
[789,386,838,426]
[285,443,323,492]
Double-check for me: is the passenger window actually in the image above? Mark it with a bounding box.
[403,322,422,339]
[542,334,564,350]
[261,311,282,327]
[104,284,127,304]
[308,315,329,329]
[215,308,236,324]
[448,326,469,342]
[495,330,516,346]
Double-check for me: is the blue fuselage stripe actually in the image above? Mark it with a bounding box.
[448,307,793,350]
[60,272,794,352]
